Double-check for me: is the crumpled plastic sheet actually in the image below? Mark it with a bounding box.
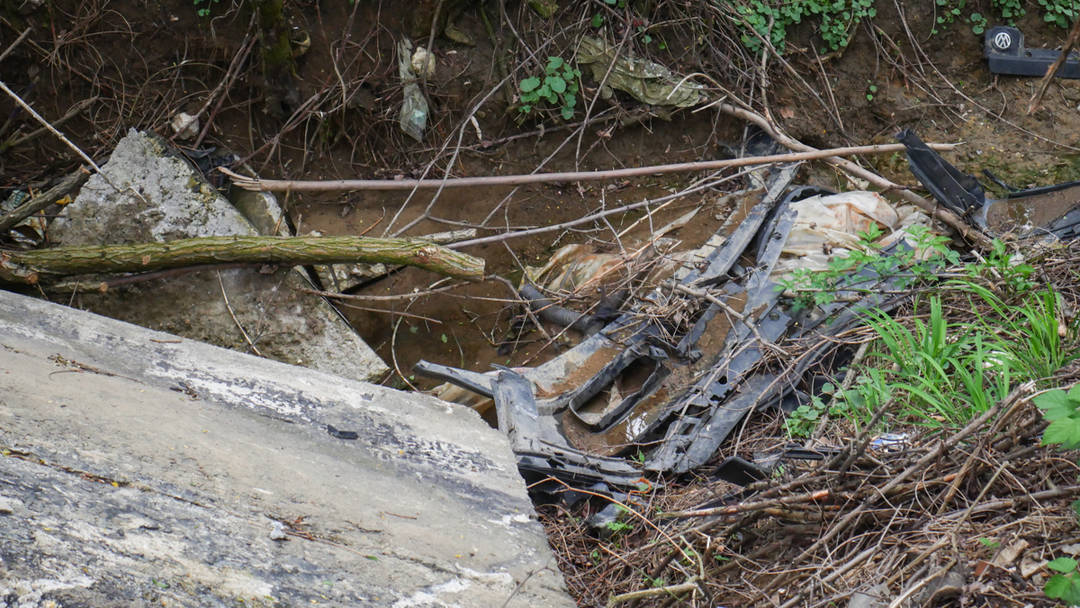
[397,38,429,142]
[576,36,704,108]
[523,244,625,293]
[773,191,935,275]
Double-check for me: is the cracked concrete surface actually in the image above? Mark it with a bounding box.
[0,289,573,607]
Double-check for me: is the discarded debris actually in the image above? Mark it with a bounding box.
[326,425,359,440]
[170,112,199,141]
[576,36,704,108]
[417,148,918,497]
[0,168,88,234]
[397,38,429,142]
[985,26,1080,78]
[899,129,1080,238]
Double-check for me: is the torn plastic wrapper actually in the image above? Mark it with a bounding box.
[774,190,934,275]
[397,39,429,142]
[576,36,704,108]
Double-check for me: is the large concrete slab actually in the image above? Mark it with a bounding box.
[0,289,572,607]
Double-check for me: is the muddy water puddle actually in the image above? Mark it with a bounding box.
[302,179,737,392]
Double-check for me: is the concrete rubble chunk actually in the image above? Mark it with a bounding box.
[0,288,573,607]
[48,128,389,382]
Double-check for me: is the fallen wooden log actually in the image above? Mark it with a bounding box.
[0,235,485,284]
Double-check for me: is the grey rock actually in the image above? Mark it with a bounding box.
[848,584,889,608]
[0,496,19,515]
[268,521,288,541]
[48,129,388,382]
[0,288,573,607]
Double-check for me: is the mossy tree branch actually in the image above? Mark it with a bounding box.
[0,235,485,284]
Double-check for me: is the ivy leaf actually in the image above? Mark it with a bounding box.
[591,13,603,27]
[546,76,567,94]
[560,106,574,120]
[546,56,564,71]
[519,77,541,93]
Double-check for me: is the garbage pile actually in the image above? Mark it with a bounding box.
[417,129,1080,507]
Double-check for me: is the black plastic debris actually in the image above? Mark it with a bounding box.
[519,283,606,335]
[326,425,359,440]
[490,369,644,502]
[899,129,1080,238]
[713,446,841,487]
[985,26,1080,79]
[417,136,939,499]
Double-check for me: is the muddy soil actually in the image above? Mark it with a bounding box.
[4,1,1080,387]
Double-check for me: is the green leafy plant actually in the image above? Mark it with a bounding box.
[518,56,581,121]
[787,371,897,437]
[866,83,878,101]
[965,239,1035,294]
[735,0,877,53]
[968,11,988,34]
[193,0,220,18]
[1045,557,1080,605]
[1033,385,1080,449]
[859,296,1013,427]
[829,369,894,430]
[785,394,828,438]
[933,0,967,34]
[1038,0,1080,28]
[977,537,1001,549]
[960,284,1071,380]
[992,0,1026,22]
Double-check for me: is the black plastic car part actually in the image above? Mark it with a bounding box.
[985,26,1080,78]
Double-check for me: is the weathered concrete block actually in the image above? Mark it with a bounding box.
[49,129,389,382]
[0,289,572,607]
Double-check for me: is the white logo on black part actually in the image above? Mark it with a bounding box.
[993,31,1013,51]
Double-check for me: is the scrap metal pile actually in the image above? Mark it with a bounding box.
[417,130,1080,502]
